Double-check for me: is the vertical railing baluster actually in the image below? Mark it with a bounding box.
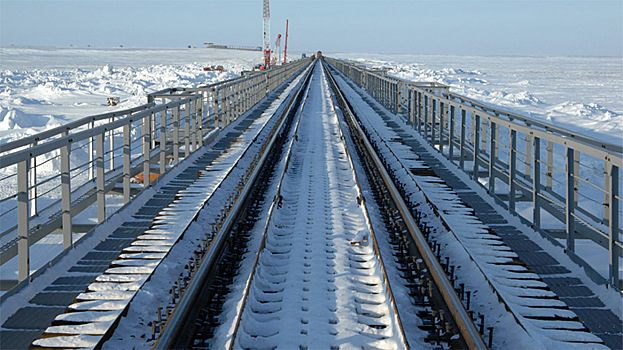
[509,129,517,211]
[29,141,37,217]
[123,123,131,204]
[533,136,541,227]
[60,143,72,249]
[566,147,575,252]
[173,105,180,166]
[546,140,554,191]
[449,105,455,162]
[96,133,106,223]
[143,114,151,186]
[17,160,29,283]
[473,114,481,180]
[489,121,497,195]
[160,109,167,175]
[108,117,114,171]
[184,102,191,156]
[439,101,445,155]
[460,109,466,170]
[608,163,619,287]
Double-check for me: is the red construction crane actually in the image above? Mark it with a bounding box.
[274,34,282,65]
[283,19,289,64]
[263,0,271,68]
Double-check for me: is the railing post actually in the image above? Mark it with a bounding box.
[17,160,29,283]
[533,136,541,227]
[546,140,554,191]
[574,150,580,205]
[89,121,95,180]
[424,95,429,138]
[417,92,422,133]
[60,144,72,250]
[608,163,619,287]
[525,133,532,178]
[143,114,152,186]
[604,163,610,224]
[459,109,466,170]
[473,113,481,180]
[431,98,436,145]
[449,105,455,162]
[184,102,191,155]
[173,105,180,166]
[96,133,106,223]
[108,117,114,171]
[439,101,445,155]
[192,98,199,150]
[29,141,37,217]
[509,129,517,211]
[566,147,575,252]
[160,109,167,175]
[123,123,131,204]
[489,121,497,195]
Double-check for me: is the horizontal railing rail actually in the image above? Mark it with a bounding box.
[326,57,623,290]
[0,58,309,292]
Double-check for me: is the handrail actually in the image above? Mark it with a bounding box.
[0,103,155,153]
[326,56,622,290]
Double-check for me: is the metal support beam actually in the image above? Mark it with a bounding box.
[459,109,466,170]
[488,121,497,195]
[173,105,180,166]
[123,123,131,204]
[60,144,72,249]
[473,113,481,180]
[533,137,541,227]
[608,163,619,286]
[566,147,575,252]
[96,133,106,223]
[17,160,29,282]
[142,114,151,187]
[509,129,517,211]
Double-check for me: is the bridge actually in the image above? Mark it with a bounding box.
[0,57,621,349]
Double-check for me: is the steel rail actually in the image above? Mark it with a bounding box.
[322,60,409,348]
[226,61,314,350]
[324,61,488,349]
[152,62,314,350]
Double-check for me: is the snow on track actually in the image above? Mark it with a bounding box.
[229,64,405,349]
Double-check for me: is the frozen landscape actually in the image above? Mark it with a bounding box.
[1,47,621,147]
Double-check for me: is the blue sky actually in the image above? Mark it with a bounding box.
[1,0,621,56]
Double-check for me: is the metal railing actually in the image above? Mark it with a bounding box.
[0,59,308,290]
[326,57,623,290]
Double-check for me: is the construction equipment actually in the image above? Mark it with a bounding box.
[263,0,271,68]
[273,34,281,65]
[284,19,289,64]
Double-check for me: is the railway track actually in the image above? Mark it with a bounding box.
[5,57,618,350]
[151,60,488,349]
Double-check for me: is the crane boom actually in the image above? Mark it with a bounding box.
[263,0,271,68]
[283,19,289,64]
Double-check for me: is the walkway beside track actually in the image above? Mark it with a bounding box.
[332,67,623,349]
[0,75,302,350]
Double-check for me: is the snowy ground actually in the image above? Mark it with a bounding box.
[2,48,620,148]
[0,46,263,145]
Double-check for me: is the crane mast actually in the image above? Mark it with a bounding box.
[263,0,271,68]
[274,34,281,65]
